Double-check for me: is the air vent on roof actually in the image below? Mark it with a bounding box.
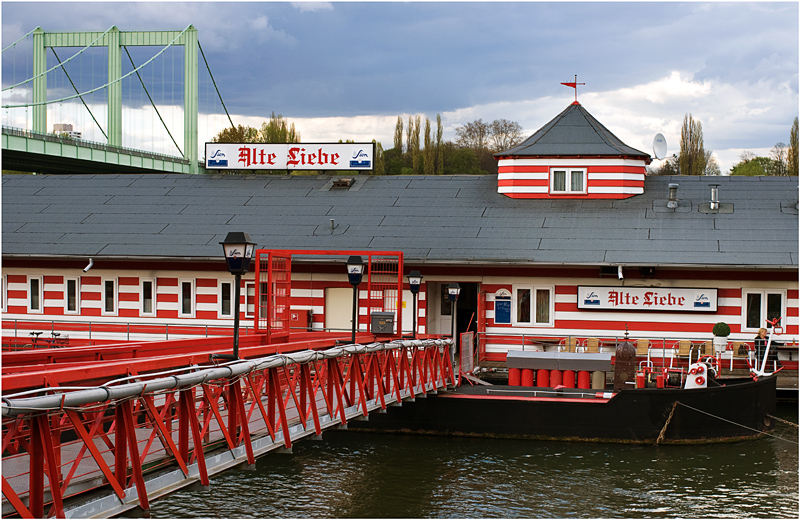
[331,178,354,189]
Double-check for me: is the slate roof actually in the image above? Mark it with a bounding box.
[495,103,651,161]
[2,173,798,268]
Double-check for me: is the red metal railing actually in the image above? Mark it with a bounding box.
[1,338,454,518]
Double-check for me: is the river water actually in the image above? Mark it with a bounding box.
[152,405,798,519]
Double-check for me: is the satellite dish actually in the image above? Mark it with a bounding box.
[653,133,667,160]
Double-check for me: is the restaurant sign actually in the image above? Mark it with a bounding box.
[205,142,374,171]
[577,286,717,312]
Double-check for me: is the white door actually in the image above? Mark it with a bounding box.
[401,289,413,335]
[325,287,353,332]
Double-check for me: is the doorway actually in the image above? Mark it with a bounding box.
[430,282,479,338]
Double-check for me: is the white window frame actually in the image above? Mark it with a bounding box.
[179,279,195,318]
[29,275,43,313]
[741,289,786,333]
[245,281,256,318]
[65,277,80,314]
[550,168,587,194]
[220,281,233,318]
[511,284,554,327]
[102,278,118,316]
[141,278,156,317]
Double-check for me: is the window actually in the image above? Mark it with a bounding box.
[103,279,116,314]
[179,280,194,317]
[551,168,586,194]
[512,285,553,326]
[245,282,255,318]
[65,278,79,313]
[141,279,155,316]
[220,281,232,317]
[743,289,785,332]
[29,276,43,313]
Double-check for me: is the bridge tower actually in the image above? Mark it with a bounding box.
[31,26,199,173]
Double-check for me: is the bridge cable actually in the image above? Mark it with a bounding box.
[2,24,192,109]
[123,46,183,157]
[2,26,115,92]
[2,27,38,53]
[50,48,108,140]
[198,40,236,130]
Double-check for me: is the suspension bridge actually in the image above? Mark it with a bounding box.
[2,25,235,174]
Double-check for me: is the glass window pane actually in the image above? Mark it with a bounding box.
[246,284,255,315]
[30,278,40,310]
[766,293,782,326]
[67,279,77,312]
[142,281,153,314]
[221,283,231,316]
[553,171,566,191]
[105,280,115,313]
[181,282,192,314]
[571,170,583,192]
[746,293,761,329]
[535,289,550,324]
[517,289,531,323]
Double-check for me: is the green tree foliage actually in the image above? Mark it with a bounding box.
[436,114,444,175]
[789,117,799,176]
[679,114,707,175]
[441,142,483,175]
[394,116,404,153]
[410,116,421,174]
[373,140,384,176]
[423,118,434,175]
[259,112,300,143]
[455,118,525,174]
[212,124,259,143]
[730,151,771,176]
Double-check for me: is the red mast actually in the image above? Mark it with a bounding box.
[561,74,585,105]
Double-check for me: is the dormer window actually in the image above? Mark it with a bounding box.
[551,168,586,194]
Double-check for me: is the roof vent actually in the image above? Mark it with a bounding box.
[331,177,354,189]
[709,184,719,210]
[667,183,679,209]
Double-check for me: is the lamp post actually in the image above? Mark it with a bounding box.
[407,270,423,338]
[346,255,365,345]
[447,283,461,370]
[215,232,256,360]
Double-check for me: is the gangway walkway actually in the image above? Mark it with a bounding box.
[1,338,455,518]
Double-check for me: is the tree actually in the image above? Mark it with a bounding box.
[259,112,300,143]
[455,119,490,152]
[436,114,444,175]
[394,116,404,153]
[441,142,483,175]
[212,124,259,143]
[789,117,799,176]
[649,155,680,176]
[730,151,771,176]
[679,114,706,175]
[704,151,721,176]
[770,142,788,176]
[423,118,434,175]
[490,118,524,152]
[410,115,421,174]
[372,140,384,176]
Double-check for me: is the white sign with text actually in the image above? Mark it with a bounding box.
[577,286,717,312]
[205,142,374,171]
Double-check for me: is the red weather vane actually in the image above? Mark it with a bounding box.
[561,75,585,105]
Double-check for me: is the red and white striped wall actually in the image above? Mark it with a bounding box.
[497,158,647,199]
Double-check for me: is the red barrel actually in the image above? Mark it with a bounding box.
[636,372,645,388]
[508,367,521,386]
[562,370,576,388]
[536,369,550,387]
[656,374,665,388]
[521,368,534,387]
[577,370,591,389]
[550,369,562,387]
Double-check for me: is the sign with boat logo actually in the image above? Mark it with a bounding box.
[577,287,718,312]
[204,143,374,171]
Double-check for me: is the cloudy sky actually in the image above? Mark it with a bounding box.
[2,1,798,173]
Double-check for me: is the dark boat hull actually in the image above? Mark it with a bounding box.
[350,376,778,443]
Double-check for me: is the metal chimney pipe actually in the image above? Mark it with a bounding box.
[667,183,679,208]
[710,184,719,210]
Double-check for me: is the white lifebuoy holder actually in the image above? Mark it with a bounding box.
[695,376,705,385]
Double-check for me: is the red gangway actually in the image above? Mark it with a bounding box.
[1,335,455,518]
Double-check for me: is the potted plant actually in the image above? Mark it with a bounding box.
[712,322,731,353]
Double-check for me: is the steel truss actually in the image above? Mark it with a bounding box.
[2,339,454,518]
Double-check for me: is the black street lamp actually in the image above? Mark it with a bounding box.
[447,283,461,370]
[214,232,256,361]
[407,270,423,338]
[346,255,365,344]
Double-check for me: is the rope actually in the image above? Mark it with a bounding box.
[2,24,192,108]
[50,48,107,139]
[2,26,115,91]
[679,402,798,444]
[123,46,183,156]
[656,401,678,444]
[767,414,799,428]
[198,40,235,130]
